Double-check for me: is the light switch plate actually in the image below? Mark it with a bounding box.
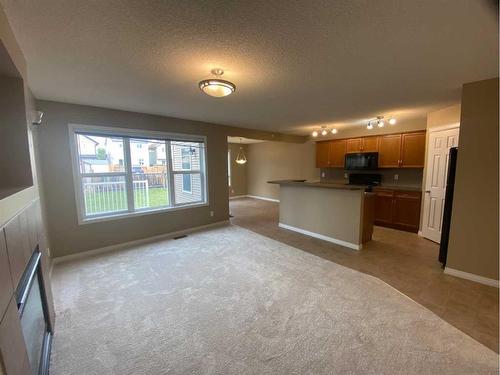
[394,174,399,180]
[321,172,326,178]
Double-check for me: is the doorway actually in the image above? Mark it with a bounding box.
[421,127,460,243]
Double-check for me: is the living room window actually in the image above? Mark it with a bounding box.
[69,124,207,223]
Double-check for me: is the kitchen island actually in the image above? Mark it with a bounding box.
[268,180,374,250]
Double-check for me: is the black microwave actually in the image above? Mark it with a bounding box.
[344,152,378,170]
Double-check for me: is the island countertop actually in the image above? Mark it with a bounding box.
[267,179,366,190]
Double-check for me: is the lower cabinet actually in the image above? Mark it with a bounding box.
[374,189,422,233]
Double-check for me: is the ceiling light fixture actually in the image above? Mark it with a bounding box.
[311,126,338,137]
[366,115,396,130]
[199,68,236,98]
[235,138,247,165]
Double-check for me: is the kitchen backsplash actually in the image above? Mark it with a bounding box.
[320,168,423,188]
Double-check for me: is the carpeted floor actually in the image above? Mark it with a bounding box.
[50,224,499,374]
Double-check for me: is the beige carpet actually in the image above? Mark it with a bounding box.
[50,224,499,374]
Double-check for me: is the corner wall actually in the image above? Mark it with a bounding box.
[446,78,499,281]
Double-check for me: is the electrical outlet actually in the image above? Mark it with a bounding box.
[394,174,399,181]
[344,173,348,179]
[321,172,326,178]
[210,211,214,217]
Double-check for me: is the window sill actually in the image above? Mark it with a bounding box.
[79,201,209,225]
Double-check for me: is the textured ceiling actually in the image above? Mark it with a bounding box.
[1,0,498,135]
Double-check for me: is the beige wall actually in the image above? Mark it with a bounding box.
[279,185,364,246]
[447,78,499,280]
[246,141,320,200]
[228,143,247,197]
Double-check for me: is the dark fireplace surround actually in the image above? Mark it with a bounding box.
[15,247,52,375]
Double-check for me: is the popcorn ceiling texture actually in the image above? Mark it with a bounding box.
[50,225,498,374]
[1,0,497,134]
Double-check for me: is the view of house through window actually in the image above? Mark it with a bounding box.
[72,128,207,221]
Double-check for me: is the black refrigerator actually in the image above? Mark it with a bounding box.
[439,147,458,266]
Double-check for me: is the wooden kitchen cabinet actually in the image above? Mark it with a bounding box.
[315,131,425,169]
[346,137,379,153]
[401,132,426,167]
[316,141,330,168]
[346,138,362,153]
[392,191,422,232]
[374,189,422,233]
[361,136,379,152]
[378,134,402,168]
[374,189,394,225]
[316,140,346,168]
[329,139,346,167]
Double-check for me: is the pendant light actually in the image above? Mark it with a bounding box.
[199,69,236,98]
[235,138,247,165]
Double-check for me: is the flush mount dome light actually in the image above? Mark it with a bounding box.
[199,69,236,98]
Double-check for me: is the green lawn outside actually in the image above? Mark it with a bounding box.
[84,186,169,215]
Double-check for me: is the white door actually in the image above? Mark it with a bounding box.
[421,127,460,243]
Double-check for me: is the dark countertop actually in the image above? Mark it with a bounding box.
[267,180,366,190]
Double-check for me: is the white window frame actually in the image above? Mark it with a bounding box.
[68,124,209,224]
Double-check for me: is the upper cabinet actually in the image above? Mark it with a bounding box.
[345,137,379,153]
[316,131,426,169]
[361,137,379,152]
[315,140,346,168]
[400,132,426,167]
[346,138,362,153]
[329,140,347,167]
[379,131,426,168]
[316,141,330,168]
[378,134,402,168]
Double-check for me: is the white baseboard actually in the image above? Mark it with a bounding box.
[246,195,280,203]
[229,195,248,200]
[278,222,360,250]
[53,220,230,265]
[444,267,499,288]
[417,230,424,237]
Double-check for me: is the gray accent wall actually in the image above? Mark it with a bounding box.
[36,100,231,257]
